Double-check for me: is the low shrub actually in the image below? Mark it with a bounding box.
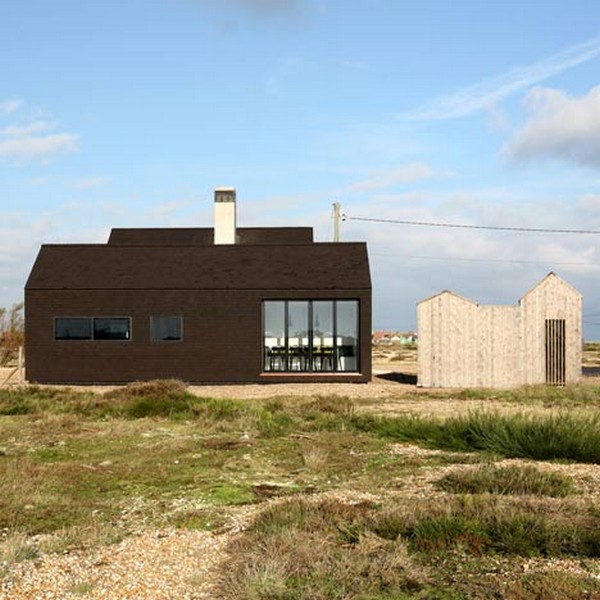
[218,497,431,600]
[103,379,193,418]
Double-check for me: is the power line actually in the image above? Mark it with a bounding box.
[370,252,599,267]
[342,214,600,235]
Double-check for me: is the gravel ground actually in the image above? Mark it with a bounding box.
[1,528,229,600]
[2,359,600,598]
[4,450,600,599]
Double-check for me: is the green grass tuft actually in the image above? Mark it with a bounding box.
[353,410,600,463]
[435,463,574,497]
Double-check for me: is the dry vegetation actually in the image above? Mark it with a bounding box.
[1,343,600,598]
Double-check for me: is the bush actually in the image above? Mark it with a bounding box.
[102,379,195,419]
[0,302,24,366]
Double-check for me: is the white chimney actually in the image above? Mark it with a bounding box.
[214,187,237,245]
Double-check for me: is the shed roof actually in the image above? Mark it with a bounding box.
[26,241,370,291]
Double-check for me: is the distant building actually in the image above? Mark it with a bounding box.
[417,273,581,388]
[25,189,372,384]
[372,330,417,345]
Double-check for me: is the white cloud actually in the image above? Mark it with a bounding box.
[338,188,600,335]
[0,100,78,162]
[398,36,600,121]
[0,132,78,161]
[504,85,600,167]
[73,176,110,190]
[0,98,23,115]
[0,215,52,305]
[1,121,54,137]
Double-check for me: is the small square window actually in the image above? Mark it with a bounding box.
[151,316,182,342]
[93,317,131,340]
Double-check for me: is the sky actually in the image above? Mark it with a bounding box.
[2,0,600,338]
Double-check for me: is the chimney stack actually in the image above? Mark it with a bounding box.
[214,187,237,245]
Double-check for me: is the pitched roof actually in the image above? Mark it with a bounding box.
[417,289,477,306]
[26,241,371,291]
[519,271,582,301]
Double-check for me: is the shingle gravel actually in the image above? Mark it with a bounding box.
[0,528,229,600]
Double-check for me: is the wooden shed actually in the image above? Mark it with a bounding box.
[417,273,582,388]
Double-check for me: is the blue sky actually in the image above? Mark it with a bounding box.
[2,0,600,337]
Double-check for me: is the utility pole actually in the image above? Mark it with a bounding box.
[332,201,340,242]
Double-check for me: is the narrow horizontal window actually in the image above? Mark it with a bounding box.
[54,318,92,340]
[151,316,182,342]
[93,317,131,340]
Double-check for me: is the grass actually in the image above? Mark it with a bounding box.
[218,495,600,599]
[435,463,573,497]
[373,494,600,557]
[353,409,600,463]
[2,380,600,598]
[0,532,38,577]
[367,383,600,408]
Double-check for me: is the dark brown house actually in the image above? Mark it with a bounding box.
[25,189,372,384]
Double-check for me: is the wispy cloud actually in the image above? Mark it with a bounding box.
[0,104,78,162]
[265,57,305,95]
[338,163,435,195]
[195,0,308,28]
[0,98,23,115]
[73,176,110,190]
[398,36,600,121]
[0,133,78,160]
[1,121,55,137]
[216,0,305,16]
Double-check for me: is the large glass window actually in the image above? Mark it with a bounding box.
[54,318,92,340]
[262,300,359,373]
[151,316,182,342]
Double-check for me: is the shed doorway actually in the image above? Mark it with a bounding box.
[545,319,566,385]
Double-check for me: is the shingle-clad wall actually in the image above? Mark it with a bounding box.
[26,288,370,384]
[25,233,371,384]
